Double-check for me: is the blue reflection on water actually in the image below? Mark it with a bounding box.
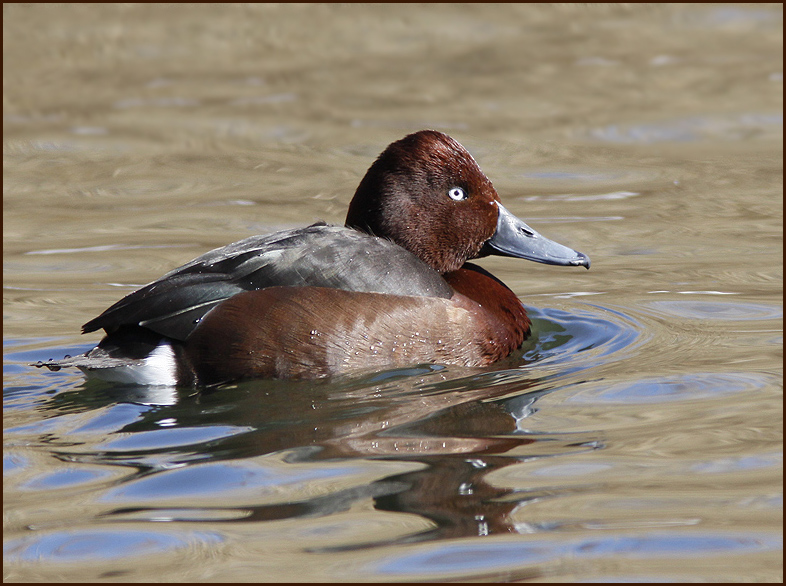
[372,532,782,576]
[4,529,222,563]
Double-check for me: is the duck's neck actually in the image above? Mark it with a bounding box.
[443,263,531,354]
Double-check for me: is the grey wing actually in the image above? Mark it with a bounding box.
[82,224,451,340]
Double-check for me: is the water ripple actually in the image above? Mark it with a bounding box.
[4,529,221,564]
[641,300,782,321]
[369,532,781,578]
[525,304,646,374]
[565,372,773,404]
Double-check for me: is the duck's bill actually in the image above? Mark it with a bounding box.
[481,203,590,269]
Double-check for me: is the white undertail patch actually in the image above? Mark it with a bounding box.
[80,340,178,387]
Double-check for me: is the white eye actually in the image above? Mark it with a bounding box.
[448,187,467,201]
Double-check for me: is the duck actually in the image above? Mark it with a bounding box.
[35,130,589,387]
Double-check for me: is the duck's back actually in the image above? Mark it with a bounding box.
[82,224,453,341]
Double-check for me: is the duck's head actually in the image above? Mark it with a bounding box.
[345,130,589,274]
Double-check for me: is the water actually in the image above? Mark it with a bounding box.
[3,4,782,582]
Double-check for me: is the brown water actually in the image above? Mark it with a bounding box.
[3,4,782,582]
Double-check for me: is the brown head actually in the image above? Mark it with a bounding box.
[346,130,589,274]
[345,130,500,274]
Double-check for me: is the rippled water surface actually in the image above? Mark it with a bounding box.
[4,4,782,582]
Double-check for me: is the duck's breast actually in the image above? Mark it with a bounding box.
[183,269,530,384]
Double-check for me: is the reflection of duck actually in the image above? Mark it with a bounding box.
[37,130,589,386]
[83,374,546,541]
